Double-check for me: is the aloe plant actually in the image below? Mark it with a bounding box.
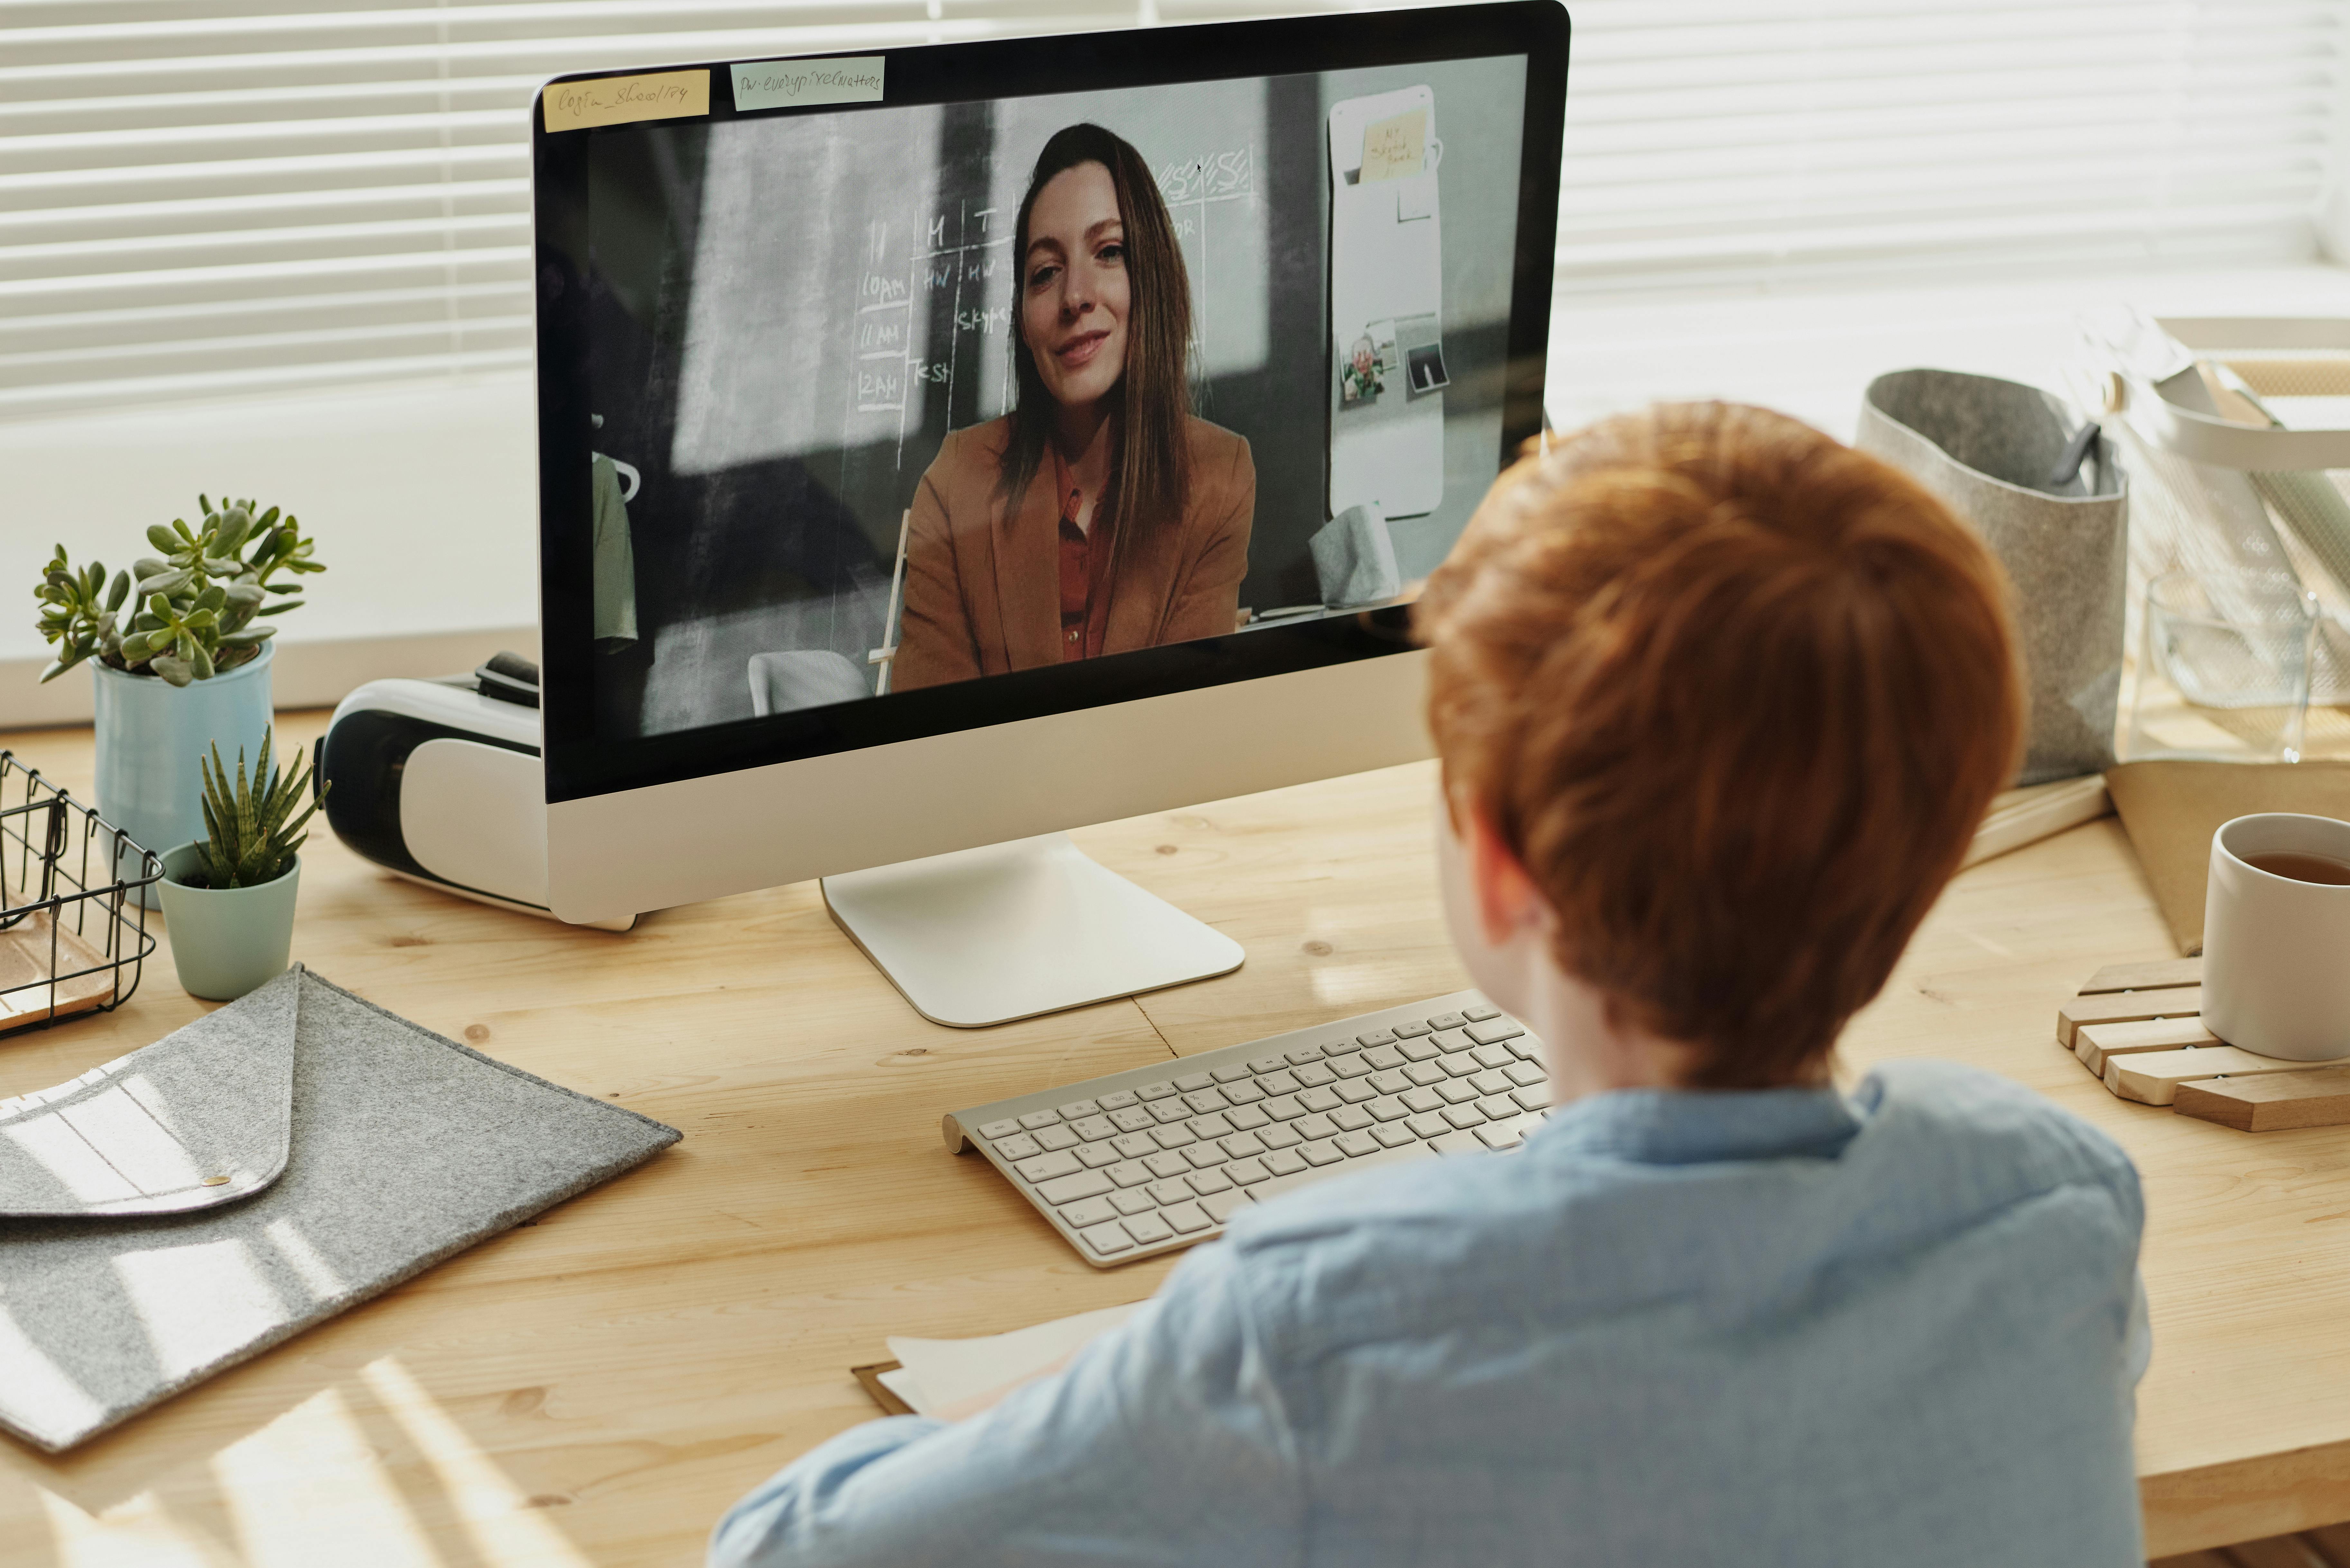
[33,495,325,687]
[190,733,323,890]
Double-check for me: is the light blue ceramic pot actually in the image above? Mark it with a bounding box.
[156,843,299,1001]
[92,645,274,907]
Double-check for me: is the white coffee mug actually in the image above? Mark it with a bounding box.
[2202,813,2350,1061]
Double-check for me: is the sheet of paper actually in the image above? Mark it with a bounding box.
[542,70,710,133]
[885,1301,1143,1416]
[1359,108,1427,183]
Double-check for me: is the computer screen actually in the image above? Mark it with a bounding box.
[534,3,1565,811]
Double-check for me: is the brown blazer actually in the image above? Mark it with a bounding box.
[890,416,1255,692]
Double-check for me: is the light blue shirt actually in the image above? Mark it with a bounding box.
[712,1059,2148,1567]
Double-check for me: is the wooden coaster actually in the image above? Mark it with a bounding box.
[2057,958,2350,1130]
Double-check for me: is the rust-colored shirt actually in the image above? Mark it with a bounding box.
[1055,451,1116,661]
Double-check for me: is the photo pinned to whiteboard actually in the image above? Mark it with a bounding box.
[1329,86,1445,521]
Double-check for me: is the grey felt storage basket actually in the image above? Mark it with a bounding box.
[1858,369,2128,784]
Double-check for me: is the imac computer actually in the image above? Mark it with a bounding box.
[532,1,1569,1028]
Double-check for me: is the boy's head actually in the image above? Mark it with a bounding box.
[1415,402,2023,1090]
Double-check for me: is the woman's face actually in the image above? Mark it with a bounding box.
[1021,161,1130,412]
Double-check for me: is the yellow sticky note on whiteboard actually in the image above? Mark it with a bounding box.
[1360,108,1427,183]
[542,70,711,133]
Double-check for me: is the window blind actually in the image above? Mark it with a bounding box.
[3,0,2344,414]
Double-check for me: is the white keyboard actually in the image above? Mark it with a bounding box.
[943,990,1551,1268]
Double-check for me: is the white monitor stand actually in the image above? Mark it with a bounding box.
[820,833,1243,1028]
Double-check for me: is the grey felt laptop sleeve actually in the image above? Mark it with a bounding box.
[0,965,681,1453]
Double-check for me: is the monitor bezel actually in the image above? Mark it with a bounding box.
[532,0,1569,806]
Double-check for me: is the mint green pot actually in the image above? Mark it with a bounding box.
[93,645,274,908]
[156,843,299,1001]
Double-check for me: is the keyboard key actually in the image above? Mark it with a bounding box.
[1299,1138,1344,1167]
[1220,1079,1266,1105]
[1477,1095,1520,1120]
[1371,1121,1417,1148]
[1059,1195,1117,1228]
[1121,1213,1174,1246]
[1151,1124,1196,1149]
[1478,1118,1530,1150]
[1225,1104,1271,1130]
[1112,1132,1159,1159]
[1056,1099,1103,1119]
[1330,1105,1374,1132]
[1296,1086,1342,1113]
[1221,1130,1267,1158]
[1465,1043,1509,1070]
[1188,1112,1235,1139]
[1097,1089,1139,1110]
[1144,1150,1193,1179]
[1284,1047,1325,1065]
[1015,1150,1082,1183]
[1392,1020,1434,1038]
[1104,1160,1152,1188]
[1441,1103,1487,1129]
[1429,1130,1483,1154]
[1509,1037,1544,1062]
[1186,1143,1230,1169]
[1110,1106,1157,1133]
[1247,1056,1287,1075]
[1262,1148,1308,1176]
[1322,1036,1366,1056]
[992,1132,1043,1161]
[1261,1094,1306,1121]
[1200,1188,1253,1224]
[1404,1111,1450,1139]
[1174,1072,1213,1092]
[1330,1054,1374,1080]
[1150,1100,1193,1125]
[1368,1068,1411,1095]
[1356,1028,1397,1048]
[1251,1141,1435,1204]
[1398,1037,1443,1063]
[1018,1110,1063,1130]
[1293,1112,1340,1141]
[1163,1200,1213,1234]
[1222,1156,1271,1185]
[1136,1081,1178,1101]
[1403,1061,1447,1087]
[1291,1062,1336,1087]
[1187,1167,1235,1194]
[1435,1080,1480,1106]
[1513,1083,1555,1111]
[1256,1069,1302,1095]
[1038,1170,1113,1204]
[1075,1140,1120,1168]
[1429,1029,1473,1054]
[1463,1004,1502,1022]
[1504,1059,1546,1087]
[1258,1122,1304,1150]
[1210,1063,1252,1083]
[1079,1222,1133,1256]
[1146,1177,1194,1206]
[1334,1130,1381,1158]
[1468,1019,1524,1045]
[1333,1078,1378,1104]
[1360,1045,1405,1071]
[1428,1012,1467,1032]
[1110,1187,1157,1215]
[1033,1124,1082,1152]
[978,1118,1022,1140]
[1365,1095,1410,1122]
[1400,1086,1445,1114]
[1069,1115,1119,1141]
[1469,1069,1513,1096]
[1438,1052,1481,1077]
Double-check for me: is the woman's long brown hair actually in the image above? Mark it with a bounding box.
[1003,123,1193,545]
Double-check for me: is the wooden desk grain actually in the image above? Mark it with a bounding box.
[0,713,2342,1563]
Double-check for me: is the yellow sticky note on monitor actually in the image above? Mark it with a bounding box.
[1360,108,1427,183]
[543,70,711,133]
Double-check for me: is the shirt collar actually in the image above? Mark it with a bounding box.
[1524,1083,1863,1168]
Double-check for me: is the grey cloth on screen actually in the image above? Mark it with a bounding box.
[1857,369,2129,784]
[0,966,680,1454]
[1310,503,1403,608]
[747,649,873,715]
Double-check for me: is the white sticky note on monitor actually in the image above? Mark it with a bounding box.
[1359,107,1427,182]
[730,57,887,111]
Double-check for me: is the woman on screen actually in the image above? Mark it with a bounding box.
[891,124,1257,691]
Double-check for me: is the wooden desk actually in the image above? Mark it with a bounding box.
[0,712,2344,1565]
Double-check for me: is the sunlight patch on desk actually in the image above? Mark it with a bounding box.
[1310,961,1418,1009]
[214,1385,443,1568]
[112,1240,282,1377]
[38,1486,213,1568]
[361,1357,597,1568]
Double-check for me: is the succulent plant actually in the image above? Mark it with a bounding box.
[189,732,323,890]
[33,495,325,687]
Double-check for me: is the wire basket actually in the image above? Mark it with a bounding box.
[0,752,158,1035]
